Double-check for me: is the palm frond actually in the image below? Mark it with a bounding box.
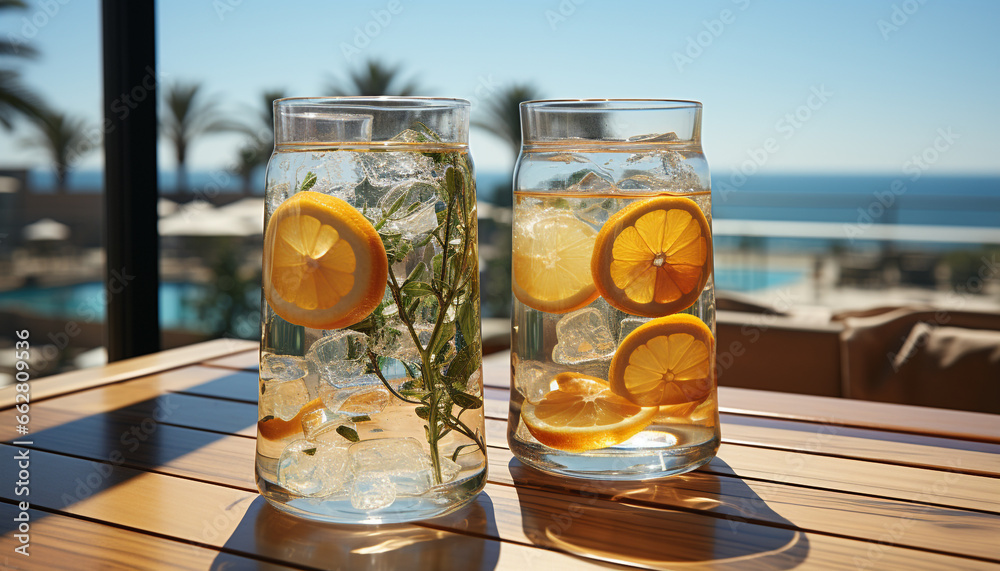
[326,59,421,97]
[0,68,44,129]
[23,109,93,188]
[471,84,543,157]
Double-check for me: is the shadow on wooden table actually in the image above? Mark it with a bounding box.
[209,494,501,570]
[508,458,809,569]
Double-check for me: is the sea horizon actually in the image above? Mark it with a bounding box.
[9,168,1000,229]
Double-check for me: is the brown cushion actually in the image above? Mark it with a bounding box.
[842,309,1000,413]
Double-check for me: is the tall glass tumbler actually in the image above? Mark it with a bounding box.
[508,100,718,479]
[256,97,487,523]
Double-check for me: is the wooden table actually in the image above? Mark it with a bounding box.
[1,339,999,570]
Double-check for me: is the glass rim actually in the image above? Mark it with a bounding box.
[520,98,702,111]
[275,96,471,110]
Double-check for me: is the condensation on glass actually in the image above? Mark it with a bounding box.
[508,99,719,479]
[256,97,486,523]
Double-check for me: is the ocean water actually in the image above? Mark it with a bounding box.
[711,173,1000,228]
[441,171,1000,229]
[26,168,1000,229]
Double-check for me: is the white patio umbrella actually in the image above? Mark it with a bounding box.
[159,200,261,237]
[216,197,265,228]
[23,218,70,241]
[158,198,179,217]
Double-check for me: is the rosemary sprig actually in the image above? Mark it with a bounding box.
[360,147,484,485]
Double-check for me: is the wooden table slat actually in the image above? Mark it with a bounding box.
[0,338,257,409]
[0,503,299,571]
[5,397,1000,563]
[4,341,999,570]
[13,365,998,514]
[3,445,996,570]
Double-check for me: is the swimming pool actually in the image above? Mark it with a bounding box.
[0,281,218,332]
[0,269,804,330]
[714,268,805,292]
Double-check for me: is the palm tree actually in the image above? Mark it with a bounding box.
[25,109,92,192]
[232,144,261,195]
[0,0,43,129]
[472,84,543,208]
[161,82,238,193]
[231,89,285,194]
[472,84,543,160]
[326,59,419,96]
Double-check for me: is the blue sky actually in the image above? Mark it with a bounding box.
[1,0,999,176]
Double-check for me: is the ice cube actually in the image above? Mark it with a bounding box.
[620,150,702,191]
[627,132,679,143]
[372,319,434,363]
[576,200,612,227]
[277,439,350,497]
[319,375,391,416]
[465,368,483,394]
[311,181,356,203]
[307,331,369,385]
[266,182,291,215]
[389,128,429,143]
[300,407,353,440]
[616,173,671,191]
[349,437,445,495]
[514,360,559,404]
[438,456,461,483]
[552,307,617,365]
[619,317,650,343]
[350,473,396,510]
[260,354,308,381]
[566,171,615,193]
[261,377,311,421]
[377,180,441,240]
[360,151,436,189]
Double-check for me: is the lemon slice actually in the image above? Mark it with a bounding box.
[592,196,711,317]
[263,191,388,329]
[512,210,599,314]
[520,372,657,452]
[258,397,324,441]
[609,313,714,407]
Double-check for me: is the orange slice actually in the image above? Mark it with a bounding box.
[263,191,388,329]
[653,392,717,424]
[512,210,599,314]
[609,313,714,407]
[592,196,711,317]
[520,372,657,452]
[258,397,324,441]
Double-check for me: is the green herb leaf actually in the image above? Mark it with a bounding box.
[446,346,480,387]
[300,171,317,191]
[302,447,317,456]
[443,166,457,202]
[456,290,480,352]
[260,383,266,395]
[350,415,371,423]
[451,443,477,462]
[336,426,360,442]
[413,232,435,248]
[399,379,429,398]
[405,261,427,283]
[401,280,433,298]
[430,322,456,359]
[451,392,483,410]
[259,415,274,423]
[431,253,443,279]
[415,406,431,420]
